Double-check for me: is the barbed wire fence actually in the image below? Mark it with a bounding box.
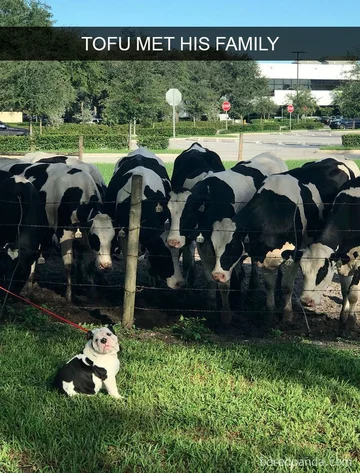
[0,176,358,332]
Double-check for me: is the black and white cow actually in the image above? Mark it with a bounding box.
[6,163,115,302]
[0,170,46,295]
[300,176,360,330]
[167,152,288,319]
[106,149,184,290]
[170,142,224,189]
[20,153,107,199]
[211,157,359,323]
[167,142,225,284]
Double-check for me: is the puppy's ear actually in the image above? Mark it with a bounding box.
[87,330,93,340]
[107,324,115,335]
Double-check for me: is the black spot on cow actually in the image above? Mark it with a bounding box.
[23,163,51,191]
[57,187,83,232]
[353,251,359,258]
[85,357,94,366]
[67,168,81,175]
[350,268,360,287]
[315,258,330,286]
[89,232,100,252]
[231,163,266,189]
[38,156,67,164]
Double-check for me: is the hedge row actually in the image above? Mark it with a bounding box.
[0,134,128,153]
[342,134,360,147]
[218,121,322,134]
[137,136,169,149]
[137,126,218,137]
[33,124,129,135]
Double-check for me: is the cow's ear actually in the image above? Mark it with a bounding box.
[87,330,93,340]
[281,249,295,260]
[329,252,337,261]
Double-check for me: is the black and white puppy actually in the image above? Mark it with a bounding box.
[53,326,122,398]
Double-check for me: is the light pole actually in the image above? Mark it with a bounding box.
[291,50,305,123]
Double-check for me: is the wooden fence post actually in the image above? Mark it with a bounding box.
[237,133,244,162]
[79,135,84,161]
[122,174,143,329]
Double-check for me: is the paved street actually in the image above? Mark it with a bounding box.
[80,129,360,163]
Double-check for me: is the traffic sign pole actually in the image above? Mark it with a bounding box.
[173,102,176,139]
[290,112,292,131]
[166,88,182,140]
[287,105,294,132]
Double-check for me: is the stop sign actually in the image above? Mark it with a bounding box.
[222,101,231,112]
[287,104,294,113]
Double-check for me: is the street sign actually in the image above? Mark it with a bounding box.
[222,101,231,112]
[166,88,182,107]
[166,88,182,138]
[287,104,294,113]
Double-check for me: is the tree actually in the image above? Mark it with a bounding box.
[0,0,53,26]
[285,88,318,117]
[0,61,75,129]
[253,96,278,119]
[216,61,269,120]
[104,62,165,126]
[333,63,360,127]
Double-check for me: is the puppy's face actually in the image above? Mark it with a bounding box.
[87,327,120,355]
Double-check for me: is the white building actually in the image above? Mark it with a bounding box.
[258,61,355,107]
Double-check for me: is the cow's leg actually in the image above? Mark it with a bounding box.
[262,268,277,316]
[218,280,231,324]
[197,240,217,308]
[344,271,360,330]
[339,274,352,326]
[60,230,74,303]
[281,260,300,322]
[22,260,37,297]
[182,242,196,286]
[249,258,260,290]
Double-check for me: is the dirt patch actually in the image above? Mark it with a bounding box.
[2,247,359,343]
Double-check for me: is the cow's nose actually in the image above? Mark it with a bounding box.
[301,296,316,308]
[100,338,107,344]
[175,279,185,289]
[212,272,227,282]
[99,262,112,270]
[167,239,181,248]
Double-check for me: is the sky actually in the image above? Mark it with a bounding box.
[48,0,360,27]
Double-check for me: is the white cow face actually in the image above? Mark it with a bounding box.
[300,243,336,308]
[167,190,193,249]
[88,214,115,270]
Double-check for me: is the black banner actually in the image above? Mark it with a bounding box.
[0,27,359,61]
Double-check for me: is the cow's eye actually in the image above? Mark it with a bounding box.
[107,332,112,336]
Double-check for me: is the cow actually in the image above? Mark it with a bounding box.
[19,153,107,199]
[6,162,115,302]
[167,142,225,284]
[166,152,288,320]
[170,142,224,189]
[210,157,360,323]
[300,176,360,330]
[0,170,46,296]
[106,149,184,290]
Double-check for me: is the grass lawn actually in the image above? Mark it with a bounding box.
[95,159,360,185]
[1,312,360,473]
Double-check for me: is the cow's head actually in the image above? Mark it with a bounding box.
[300,243,337,308]
[211,218,246,283]
[87,214,115,271]
[167,189,203,249]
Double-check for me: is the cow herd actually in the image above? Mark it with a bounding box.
[1,144,360,332]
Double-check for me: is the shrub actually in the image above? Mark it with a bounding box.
[33,124,129,135]
[0,134,128,153]
[342,134,360,147]
[137,135,169,149]
[0,136,32,153]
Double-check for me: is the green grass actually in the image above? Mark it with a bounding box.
[320,146,360,151]
[95,160,318,185]
[1,313,360,473]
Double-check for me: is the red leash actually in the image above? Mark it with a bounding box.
[0,284,89,333]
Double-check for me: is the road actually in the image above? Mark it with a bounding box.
[76,129,360,164]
